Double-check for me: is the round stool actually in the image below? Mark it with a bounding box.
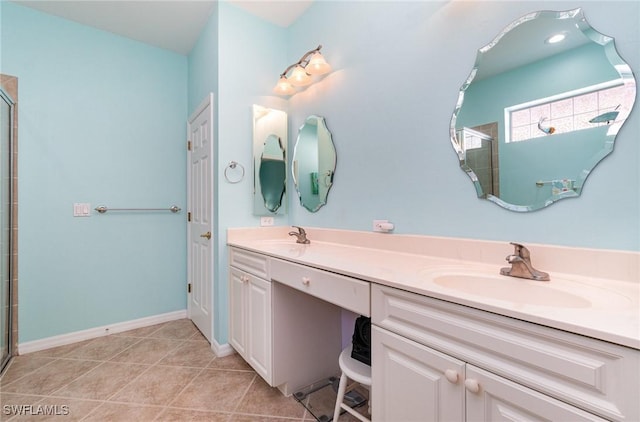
[332,345,371,422]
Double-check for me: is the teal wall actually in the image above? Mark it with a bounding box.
[188,1,287,343]
[2,0,639,346]
[285,1,639,252]
[2,3,188,342]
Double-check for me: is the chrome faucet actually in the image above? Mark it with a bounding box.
[288,226,310,244]
[500,242,550,281]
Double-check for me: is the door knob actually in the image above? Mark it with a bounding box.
[200,231,211,240]
[444,369,459,384]
[464,378,481,394]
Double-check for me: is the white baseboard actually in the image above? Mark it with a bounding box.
[18,310,187,355]
[211,339,234,357]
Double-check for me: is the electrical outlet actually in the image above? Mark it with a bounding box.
[260,216,274,227]
[373,219,394,233]
[73,203,91,217]
[373,220,387,232]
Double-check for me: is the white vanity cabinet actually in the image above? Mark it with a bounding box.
[228,246,362,396]
[371,284,639,422]
[229,247,272,383]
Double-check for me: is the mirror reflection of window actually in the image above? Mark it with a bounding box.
[507,82,633,142]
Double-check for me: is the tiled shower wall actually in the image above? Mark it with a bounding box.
[0,73,18,359]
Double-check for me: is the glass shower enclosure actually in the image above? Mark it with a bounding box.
[0,87,14,373]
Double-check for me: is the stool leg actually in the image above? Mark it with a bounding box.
[333,372,348,422]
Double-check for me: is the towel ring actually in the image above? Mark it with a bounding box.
[224,161,245,184]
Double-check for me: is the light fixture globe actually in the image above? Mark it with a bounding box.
[273,76,295,96]
[306,52,331,75]
[289,65,312,86]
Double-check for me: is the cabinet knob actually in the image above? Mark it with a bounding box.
[241,275,249,283]
[464,378,480,394]
[302,277,311,286]
[444,369,458,384]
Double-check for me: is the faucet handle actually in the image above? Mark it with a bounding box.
[509,242,530,258]
[292,225,306,235]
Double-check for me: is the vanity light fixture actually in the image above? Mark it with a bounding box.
[272,45,331,96]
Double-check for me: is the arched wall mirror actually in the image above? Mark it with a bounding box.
[451,8,636,212]
[292,115,336,212]
[252,105,287,215]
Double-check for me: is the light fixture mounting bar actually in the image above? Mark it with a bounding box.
[279,45,323,78]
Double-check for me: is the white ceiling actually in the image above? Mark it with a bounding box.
[10,0,314,55]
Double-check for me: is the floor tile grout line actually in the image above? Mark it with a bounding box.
[107,336,185,367]
[102,360,159,403]
[229,372,258,415]
[77,321,193,422]
[101,336,201,405]
[0,357,59,388]
[1,320,232,420]
[45,360,124,398]
[162,365,209,411]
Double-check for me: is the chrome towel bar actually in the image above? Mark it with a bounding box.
[94,205,181,214]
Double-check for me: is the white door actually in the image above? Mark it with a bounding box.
[187,93,214,342]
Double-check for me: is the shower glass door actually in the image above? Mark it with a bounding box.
[0,88,13,373]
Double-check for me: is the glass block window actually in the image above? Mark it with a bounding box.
[506,81,633,143]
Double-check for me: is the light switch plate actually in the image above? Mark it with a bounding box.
[73,203,91,217]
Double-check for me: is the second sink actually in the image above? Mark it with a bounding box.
[424,269,633,309]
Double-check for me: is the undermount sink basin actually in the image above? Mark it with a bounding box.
[426,270,633,309]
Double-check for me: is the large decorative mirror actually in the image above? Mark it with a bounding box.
[451,9,636,212]
[292,115,336,212]
[253,105,287,215]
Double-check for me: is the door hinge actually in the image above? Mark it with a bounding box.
[187,140,192,151]
[187,212,191,222]
[188,283,192,293]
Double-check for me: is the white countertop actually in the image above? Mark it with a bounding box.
[227,227,640,350]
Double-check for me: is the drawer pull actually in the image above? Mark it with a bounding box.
[444,369,459,384]
[302,277,311,286]
[464,378,480,394]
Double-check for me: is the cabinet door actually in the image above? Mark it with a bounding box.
[229,267,247,356]
[247,276,272,383]
[465,365,607,422]
[372,326,465,422]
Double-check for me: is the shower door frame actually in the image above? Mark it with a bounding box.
[0,77,17,374]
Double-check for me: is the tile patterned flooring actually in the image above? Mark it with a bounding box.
[0,319,319,421]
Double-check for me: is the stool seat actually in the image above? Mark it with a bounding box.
[333,345,371,422]
[339,346,371,386]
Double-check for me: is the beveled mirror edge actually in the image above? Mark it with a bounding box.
[252,104,288,216]
[450,8,637,212]
[292,115,337,213]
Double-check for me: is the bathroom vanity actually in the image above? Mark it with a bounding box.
[227,227,639,421]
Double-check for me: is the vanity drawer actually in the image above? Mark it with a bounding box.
[372,284,639,421]
[229,247,270,280]
[271,259,370,316]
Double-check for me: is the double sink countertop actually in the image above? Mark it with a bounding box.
[227,227,640,350]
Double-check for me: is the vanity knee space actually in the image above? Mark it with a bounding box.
[229,246,370,397]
